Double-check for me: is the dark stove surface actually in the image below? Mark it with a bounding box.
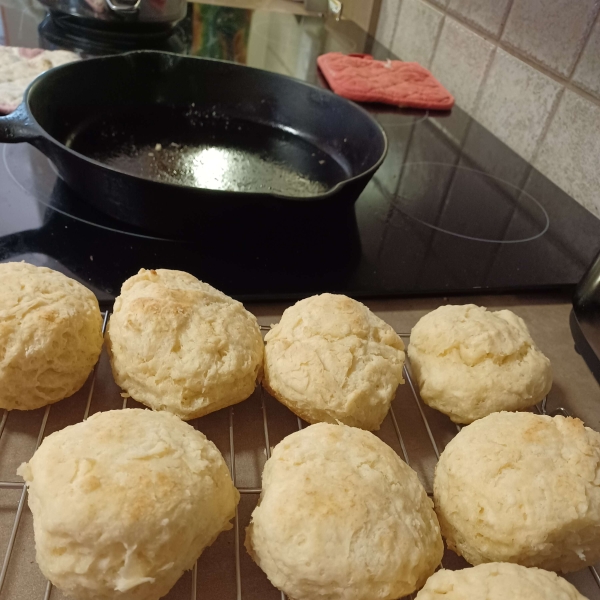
[1,4,599,306]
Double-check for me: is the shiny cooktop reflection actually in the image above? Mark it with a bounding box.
[3,144,175,240]
[392,162,549,243]
[0,5,599,302]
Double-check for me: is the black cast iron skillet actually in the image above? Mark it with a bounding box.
[0,51,387,236]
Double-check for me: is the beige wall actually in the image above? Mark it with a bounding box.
[375,0,600,219]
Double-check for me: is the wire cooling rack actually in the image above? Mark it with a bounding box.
[1,313,599,600]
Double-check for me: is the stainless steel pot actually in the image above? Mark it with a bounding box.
[37,0,186,26]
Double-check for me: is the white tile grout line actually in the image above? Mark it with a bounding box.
[469,45,498,121]
[428,12,446,70]
[415,0,600,106]
[567,5,600,80]
[387,0,403,53]
[528,86,566,169]
[497,0,515,40]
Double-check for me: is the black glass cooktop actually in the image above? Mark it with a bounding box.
[1,4,599,306]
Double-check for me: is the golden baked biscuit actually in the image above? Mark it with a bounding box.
[246,423,443,600]
[106,269,263,420]
[18,409,239,600]
[408,304,552,423]
[0,262,103,410]
[434,412,600,572]
[416,563,588,600]
[263,294,405,430]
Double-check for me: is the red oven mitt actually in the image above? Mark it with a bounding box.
[317,52,454,110]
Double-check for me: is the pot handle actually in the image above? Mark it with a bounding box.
[0,104,42,143]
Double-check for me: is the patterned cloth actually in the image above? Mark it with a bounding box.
[317,52,454,110]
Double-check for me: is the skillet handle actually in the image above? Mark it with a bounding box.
[0,104,41,143]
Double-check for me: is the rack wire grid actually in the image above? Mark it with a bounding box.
[1,313,600,600]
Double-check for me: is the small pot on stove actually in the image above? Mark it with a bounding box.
[37,0,187,30]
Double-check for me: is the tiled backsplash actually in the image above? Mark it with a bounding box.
[375,0,600,218]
